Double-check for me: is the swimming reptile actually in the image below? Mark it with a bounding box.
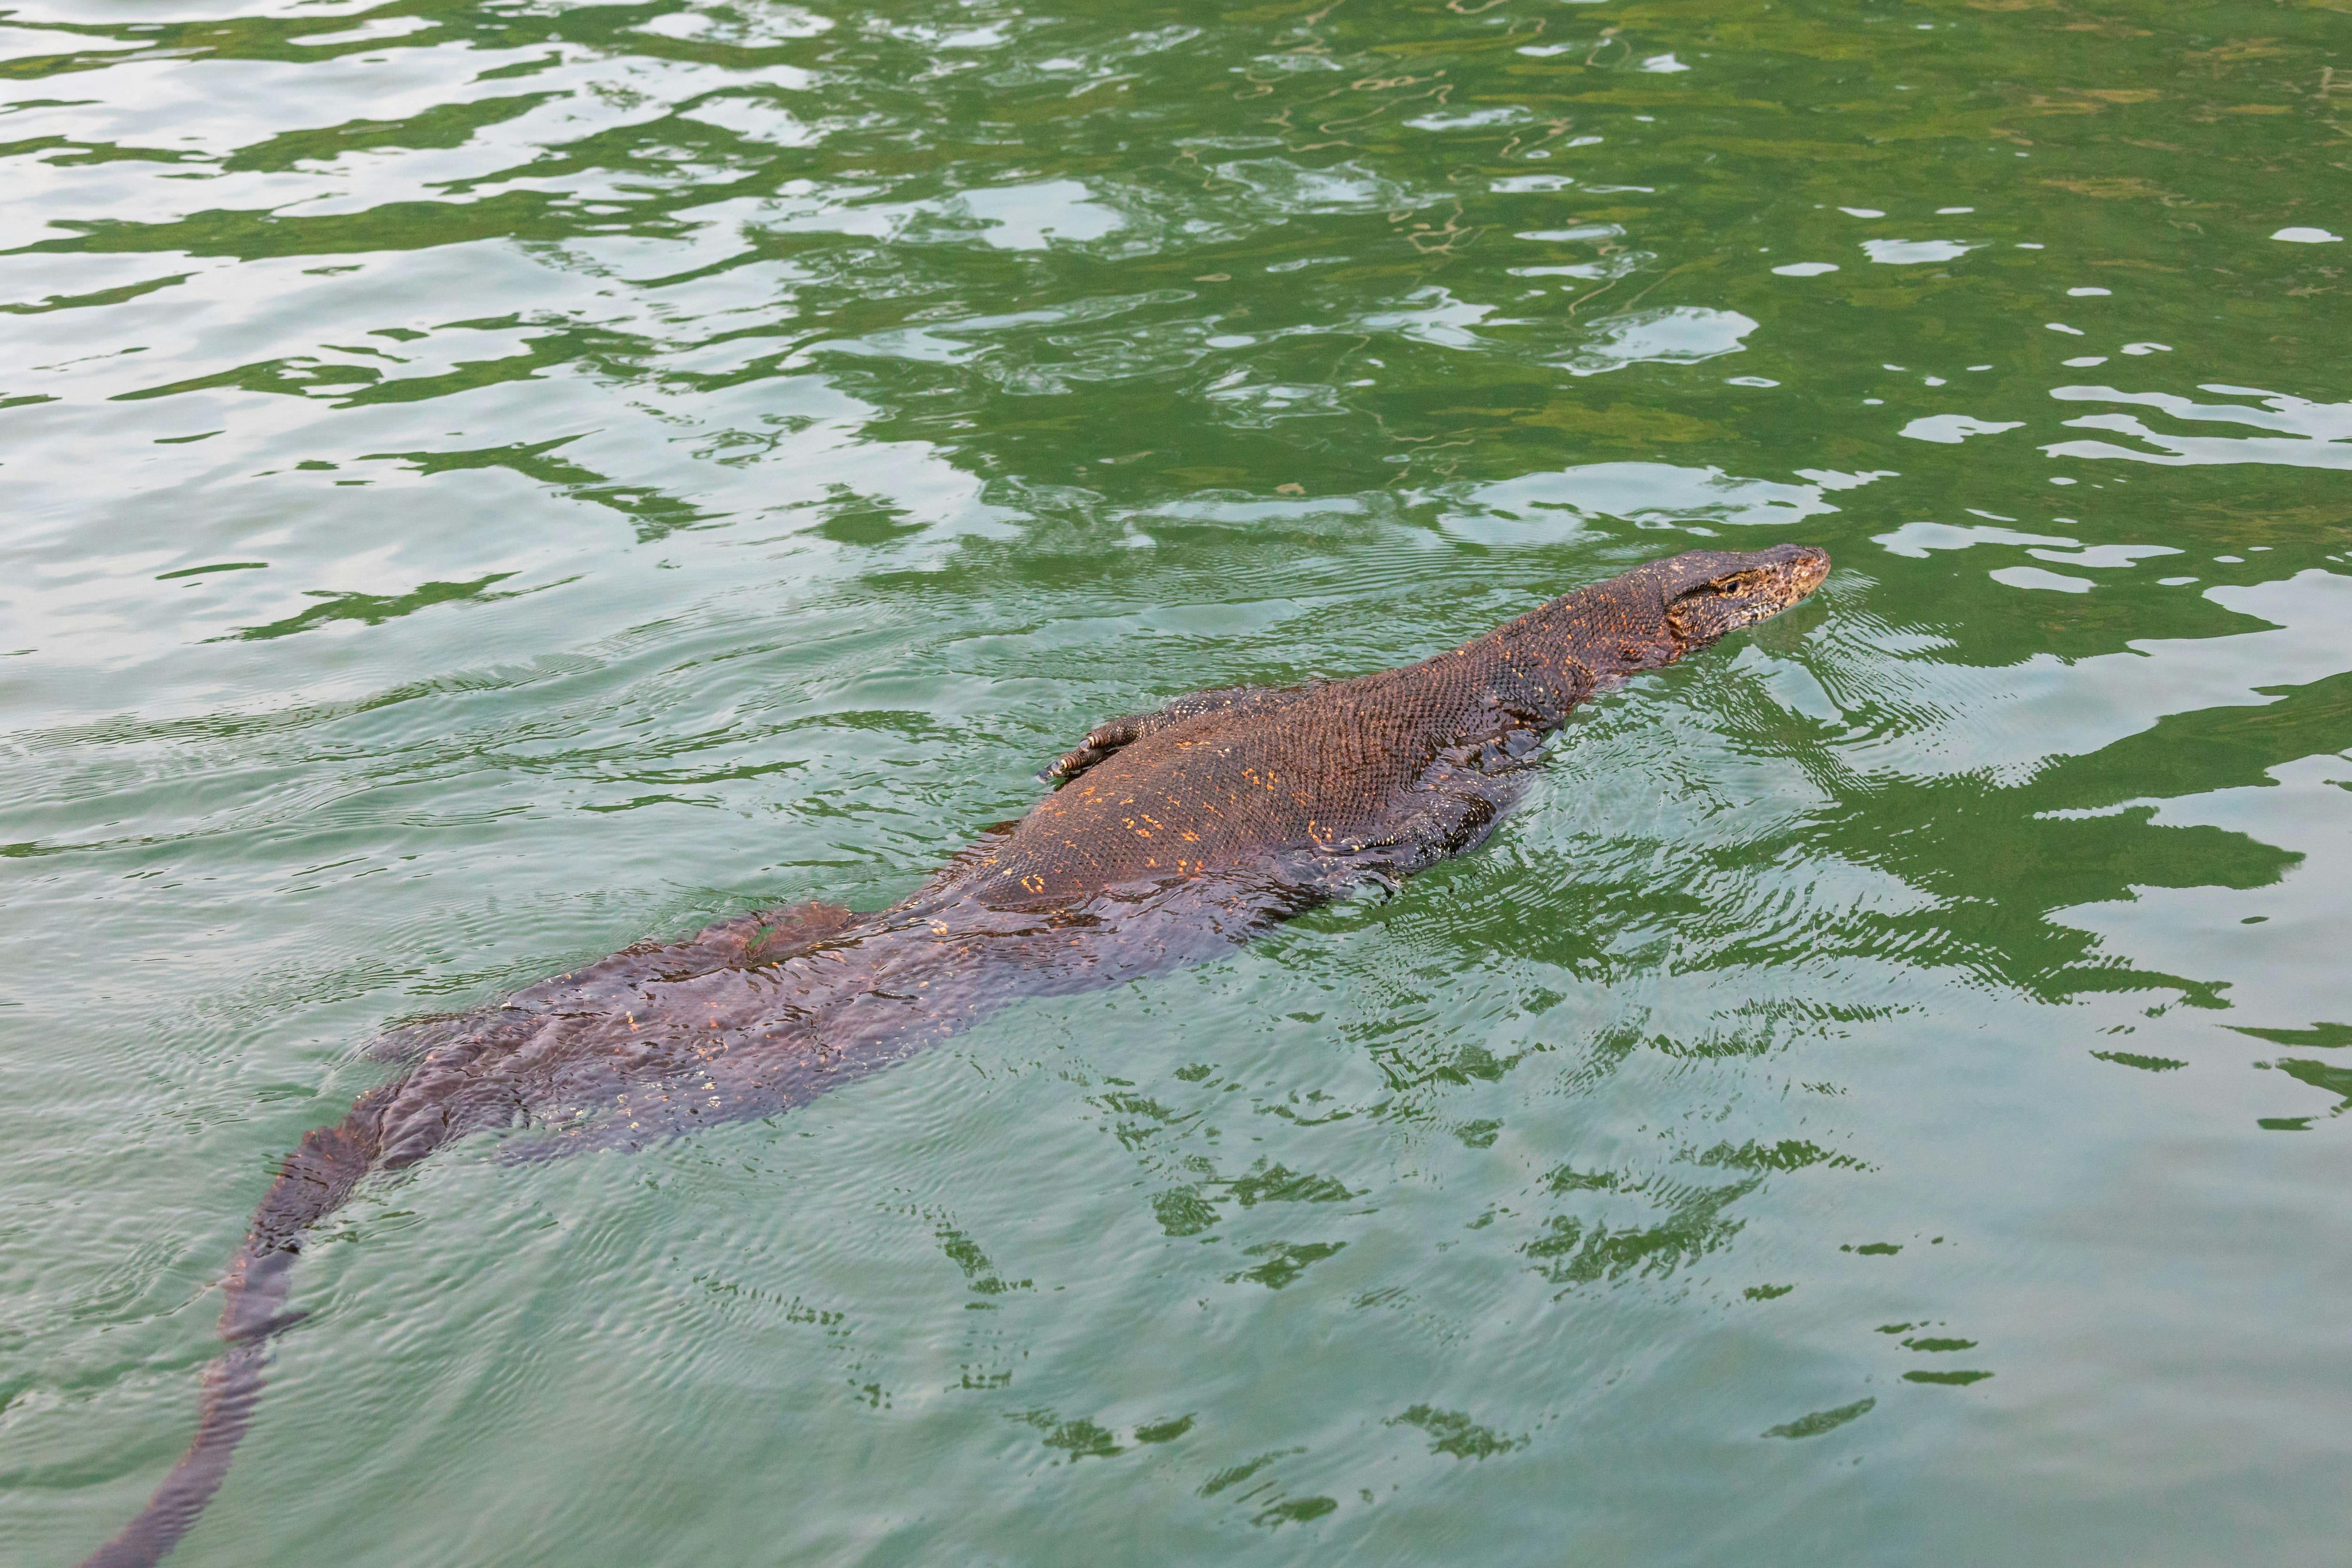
[75,541,1829,1568]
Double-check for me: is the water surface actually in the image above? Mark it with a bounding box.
[4,0,2350,1562]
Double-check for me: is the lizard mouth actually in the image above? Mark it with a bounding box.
[1740,545,1833,609]
[1786,546,1832,597]
[1666,545,1831,643]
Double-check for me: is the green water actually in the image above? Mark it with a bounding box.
[4,0,2349,1560]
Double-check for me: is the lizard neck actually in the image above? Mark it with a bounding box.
[1446,574,1685,727]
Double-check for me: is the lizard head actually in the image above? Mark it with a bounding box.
[1654,543,1831,648]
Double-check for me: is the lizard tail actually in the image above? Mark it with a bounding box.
[77,1081,401,1568]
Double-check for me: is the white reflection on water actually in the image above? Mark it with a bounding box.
[2052,749,2352,1039]
[2045,384,2352,470]
[1841,568,2352,786]
[1562,306,1756,376]
[1445,460,1883,545]
[1899,414,2024,444]
[1861,238,1978,264]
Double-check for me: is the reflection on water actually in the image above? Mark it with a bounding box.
[2049,383,2352,470]
[3,0,2349,1564]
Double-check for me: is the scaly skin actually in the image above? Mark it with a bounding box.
[73,542,1828,1568]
